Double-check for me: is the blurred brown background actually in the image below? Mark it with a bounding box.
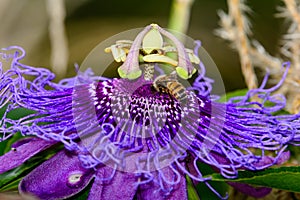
[0,0,284,91]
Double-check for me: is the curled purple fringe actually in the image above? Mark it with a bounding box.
[0,45,299,199]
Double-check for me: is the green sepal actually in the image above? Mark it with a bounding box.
[186,175,201,200]
[176,67,189,79]
[118,68,142,80]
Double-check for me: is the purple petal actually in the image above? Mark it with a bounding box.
[277,151,291,164]
[254,151,290,168]
[137,167,187,200]
[19,150,94,200]
[0,137,55,173]
[11,137,38,148]
[227,182,272,198]
[88,167,137,200]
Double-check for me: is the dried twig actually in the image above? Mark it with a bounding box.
[249,42,282,73]
[217,0,300,113]
[46,0,69,78]
[284,0,300,31]
[217,0,258,89]
[217,1,282,74]
[282,0,300,70]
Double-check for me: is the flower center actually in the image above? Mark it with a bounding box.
[129,83,182,127]
[95,78,184,148]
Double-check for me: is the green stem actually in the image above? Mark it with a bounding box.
[168,0,195,35]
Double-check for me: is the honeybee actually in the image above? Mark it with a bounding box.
[153,72,187,103]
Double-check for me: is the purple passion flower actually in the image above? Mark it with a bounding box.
[0,24,298,200]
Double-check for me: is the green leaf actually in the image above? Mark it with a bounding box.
[289,145,300,162]
[186,175,201,200]
[194,162,228,199]
[0,106,36,155]
[208,166,300,193]
[218,89,248,103]
[0,177,22,192]
[196,181,228,200]
[218,89,290,115]
[272,108,290,116]
[6,108,35,120]
[0,104,8,119]
[0,141,9,156]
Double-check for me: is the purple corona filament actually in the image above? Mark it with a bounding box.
[0,34,298,199]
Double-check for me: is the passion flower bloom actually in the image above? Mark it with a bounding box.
[0,25,298,200]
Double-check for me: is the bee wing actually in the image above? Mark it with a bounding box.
[143,54,178,66]
[154,73,177,88]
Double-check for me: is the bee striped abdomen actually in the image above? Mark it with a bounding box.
[167,82,187,101]
[153,73,187,103]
